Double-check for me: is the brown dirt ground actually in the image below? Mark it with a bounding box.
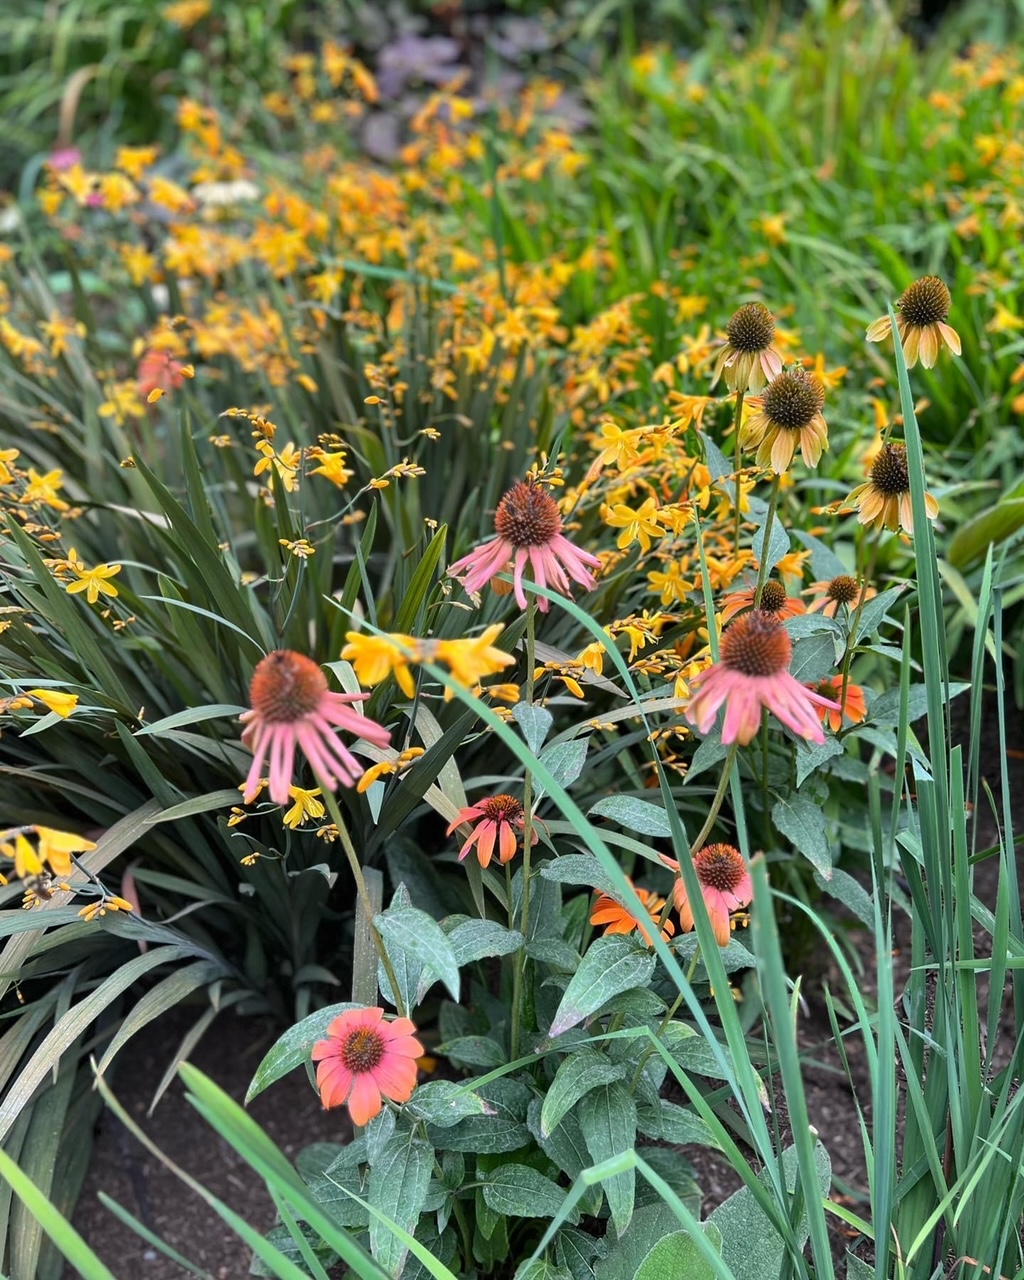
[71,688,1024,1278]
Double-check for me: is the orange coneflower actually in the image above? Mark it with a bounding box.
[865,276,961,369]
[446,794,536,869]
[812,676,868,733]
[590,882,675,945]
[665,844,753,947]
[740,367,828,473]
[804,575,875,618]
[720,578,806,624]
[844,442,938,536]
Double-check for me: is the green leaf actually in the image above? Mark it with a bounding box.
[793,737,844,787]
[376,905,460,1007]
[541,1051,627,1138]
[0,1148,116,1280]
[814,867,874,926]
[588,796,672,837]
[135,705,246,736]
[406,1081,493,1128]
[96,959,223,1074]
[513,702,554,754]
[444,918,523,967]
[146,791,241,824]
[948,497,1024,568]
[852,584,905,644]
[548,936,656,1038]
[633,1225,723,1280]
[245,1004,358,1103]
[771,792,832,878]
[540,854,618,897]
[535,739,588,800]
[578,1084,637,1238]
[367,1128,433,1276]
[638,1100,719,1149]
[436,1036,506,1068]
[426,1078,530,1153]
[482,1164,575,1221]
[708,1143,831,1280]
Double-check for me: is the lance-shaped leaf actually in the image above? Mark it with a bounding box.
[547,936,656,1038]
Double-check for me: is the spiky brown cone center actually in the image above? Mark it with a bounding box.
[719,611,792,677]
[480,795,523,824]
[694,844,747,893]
[827,575,860,605]
[250,650,327,722]
[339,1027,386,1072]
[726,302,775,352]
[761,369,825,428]
[869,443,910,496]
[494,482,562,547]
[898,275,951,327]
[757,580,789,614]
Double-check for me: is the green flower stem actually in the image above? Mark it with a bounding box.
[732,388,746,548]
[629,988,685,1093]
[839,531,881,708]
[657,740,740,933]
[510,596,538,1062]
[317,779,407,1020]
[753,473,782,607]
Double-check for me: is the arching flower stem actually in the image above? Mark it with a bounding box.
[657,740,741,934]
[317,778,407,1019]
[510,596,538,1061]
[732,387,745,550]
[839,528,882,708]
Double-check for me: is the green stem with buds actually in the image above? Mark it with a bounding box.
[509,596,538,1061]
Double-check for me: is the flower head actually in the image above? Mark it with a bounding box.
[740,368,828,473]
[672,844,752,947]
[65,556,122,604]
[590,883,675,945]
[447,480,601,612]
[805,575,876,617]
[845,442,938,535]
[711,303,783,393]
[865,276,961,369]
[685,612,839,745]
[240,650,390,805]
[446,794,536,868]
[812,676,868,733]
[432,625,515,697]
[720,578,806,625]
[312,1006,423,1126]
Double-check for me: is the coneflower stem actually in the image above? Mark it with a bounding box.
[657,741,739,932]
[510,596,538,1061]
[840,531,881,708]
[753,474,782,608]
[732,388,745,547]
[317,779,407,1019]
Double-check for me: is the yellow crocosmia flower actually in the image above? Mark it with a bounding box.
[10,834,43,878]
[357,759,397,793]
[22,468,69,511]
[647,562,690,606]
[577,641,606,676]
[104,895,135,912]
[308,450,353,487]
[66,559,122,605]
[341,632,420,698]
[433,625,515,697]
[482,683,520,704]
[34,825,97,876]
[604,498,663,554]
[282,786,325,828]
[27,689,78,718]
[0,448,19,484]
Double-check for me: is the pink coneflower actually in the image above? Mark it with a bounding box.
[446,793,537,868]
[312,1006,423,1126]
[804,574,876,618]
[138,349,187,400]
[447,480,601,612]
[240,650,390,804]
[720,579,806,624]
[669,844,753,947]
[685,612,839,745]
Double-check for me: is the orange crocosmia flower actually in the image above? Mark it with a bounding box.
[812,676,868,733]
[312,1006,423,1126]
[590,884,675,945]
[138,350,187,399]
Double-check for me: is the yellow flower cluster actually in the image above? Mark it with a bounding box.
[342,626,515,701]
